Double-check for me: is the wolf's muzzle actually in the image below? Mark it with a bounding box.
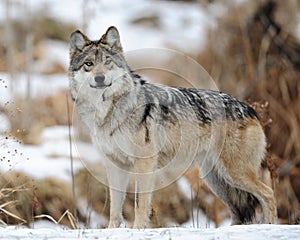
[90,73,111,89]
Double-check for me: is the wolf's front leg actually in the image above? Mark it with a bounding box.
[133,158,156,228]
[107,163,130,228]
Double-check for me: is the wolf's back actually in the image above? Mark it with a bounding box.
[138,83,258,124]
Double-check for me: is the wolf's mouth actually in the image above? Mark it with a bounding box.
[90,83,112,89]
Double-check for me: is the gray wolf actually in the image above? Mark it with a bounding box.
[68,26,276,228]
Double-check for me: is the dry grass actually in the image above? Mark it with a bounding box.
[0,172,33,225]
[0,171,82,228]
[0,188,27,225]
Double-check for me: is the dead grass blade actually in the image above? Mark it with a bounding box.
[34,214,58,224]
[58,210,78,229]
[0,218,7,226]
[0,200,27,223]
[0,185,28,198]
[35,210,78,229]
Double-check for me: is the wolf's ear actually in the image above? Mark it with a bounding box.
[70,30,89,51]
[101,26,122,52]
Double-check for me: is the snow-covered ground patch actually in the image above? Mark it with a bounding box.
[0,125,85,182]
[0,225,299,240]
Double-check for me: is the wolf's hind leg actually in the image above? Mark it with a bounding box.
[107,164,130,228]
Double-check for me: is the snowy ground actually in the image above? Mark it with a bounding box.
[1,225,300,240]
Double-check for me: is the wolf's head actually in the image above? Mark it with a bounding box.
[69,26,135,101]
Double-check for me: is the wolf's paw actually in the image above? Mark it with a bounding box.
[108,218,124,228]
[133,220,150,229]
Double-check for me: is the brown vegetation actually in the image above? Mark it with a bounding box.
[0,171,82,228]
[5,90,73,144]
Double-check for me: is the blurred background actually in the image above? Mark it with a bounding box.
[0,0,299,228]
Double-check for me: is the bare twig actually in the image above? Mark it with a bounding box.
[35,210,78,229]
[66,93,78,221]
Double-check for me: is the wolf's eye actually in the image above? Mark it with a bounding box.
[105,58,112,65]
[84,61,94,67]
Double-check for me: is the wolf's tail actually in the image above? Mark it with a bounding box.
[226,185,260,224]
[203,170,260,224]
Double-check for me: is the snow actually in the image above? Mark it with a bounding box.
[0,125,84,182]
[0,113,10,133]
[0,225,299,240]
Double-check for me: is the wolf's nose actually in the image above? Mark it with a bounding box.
[95,73,105,83]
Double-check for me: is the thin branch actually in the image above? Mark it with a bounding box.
[66,93,77,221]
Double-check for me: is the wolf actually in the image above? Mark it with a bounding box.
[68,26,276,228]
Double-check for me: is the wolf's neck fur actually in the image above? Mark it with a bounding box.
[77,71,142,133]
